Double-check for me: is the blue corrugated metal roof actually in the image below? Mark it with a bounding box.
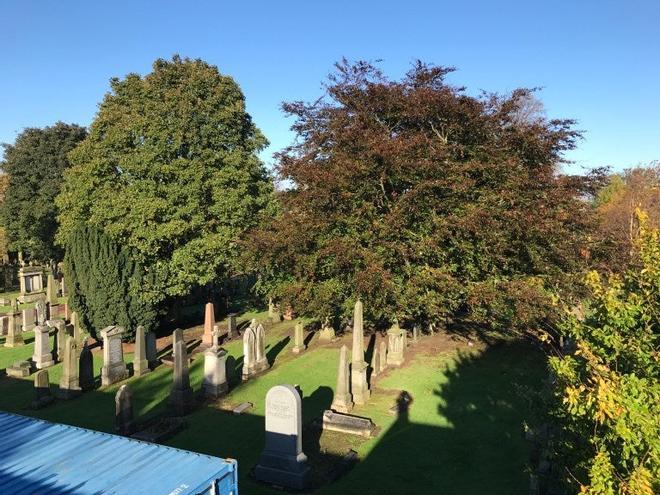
[0,412,238,495]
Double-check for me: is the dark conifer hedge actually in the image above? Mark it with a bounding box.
[63,225,157,340]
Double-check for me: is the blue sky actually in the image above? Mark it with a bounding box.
[2,0,658,174]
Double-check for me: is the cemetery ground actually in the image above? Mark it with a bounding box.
[0,309,545,494]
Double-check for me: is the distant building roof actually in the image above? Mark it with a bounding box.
[0,411,238,494]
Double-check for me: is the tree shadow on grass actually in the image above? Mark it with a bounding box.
[324,343,544,495]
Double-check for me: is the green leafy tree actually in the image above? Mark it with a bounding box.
[1,123,87,262]
[57,56,274,307]
[545,210,659,494]
[246,60,595,330]
[65,225,157,340]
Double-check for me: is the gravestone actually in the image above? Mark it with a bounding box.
[115,384,134,435]
[318,317,336,342]
[32,325,54,369]
[46,272,59,304]
[202,330,228,399]
[254,322,270,373]
[331,345,353,413]
[255,385,311,490]
[133,325,150,377]
[32,369,54,409]
[233,402,253,415]
[22,307,36,332]
[6,360,31,377]
[100,325,128,386]
[202,302,215,346]
[0,315,8,336]
[59,336,81,399]
[79,341,95,392]
[379,340,388,373]
[370,345,380,378]
[322,410,376,438]
[350,300,370,404]
[169,339,194,415]
[241,325,256,381]
[387,322,406,366]
[70,311,82,343]
[35,299,47,326]
[292,321,305,354]
[268,298,282,323]
[4,313,23,347]
[47,319,66,362]
[146,330,158,368]
[226,313,238,339]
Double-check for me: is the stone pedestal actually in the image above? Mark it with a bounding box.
[255,385,311,490]
[4,314,23,347]
[32,325,54,369]
[203,345,228,399]
[100,326,128,386]
[351,360,371,405]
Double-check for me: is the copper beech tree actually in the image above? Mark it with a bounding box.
[247,60,596,331]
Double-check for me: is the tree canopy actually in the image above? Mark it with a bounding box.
[1,122,87,262]
[246,60,596,330]
[57,56,274,305]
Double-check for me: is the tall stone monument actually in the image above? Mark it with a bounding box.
[133,325,150,377]
[202,329,228,399]
[115,384,134,435]
[242,325,256,381]
[254,322,270,373]
[386,322,406,366]
[291,321,305,354]
[59,335,81,399]
[100,325,128,386]
[4,312,23,347]
[32,325,54,369]
[330,345,353,413]
[169,339,194,415]
[202,302,215,346]
[350,300,370,404]
[255,385,311,490]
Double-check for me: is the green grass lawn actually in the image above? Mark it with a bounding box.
[0,314,544,494]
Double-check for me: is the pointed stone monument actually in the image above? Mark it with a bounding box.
[254,322,270,373]
[46,273,59,305]
[350,300,370,404]
[242,325,257,381]
[59,335,81,399]
[133,325,150,377]
[115,384,134,435]
[202,302,215,346]
[169,339,194,415]
[330,345,353,413]
[203,329,228,399]
[292,321,305,354]
[79,341,95,392]
[255,385,311,490]
[32,325,54,369]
